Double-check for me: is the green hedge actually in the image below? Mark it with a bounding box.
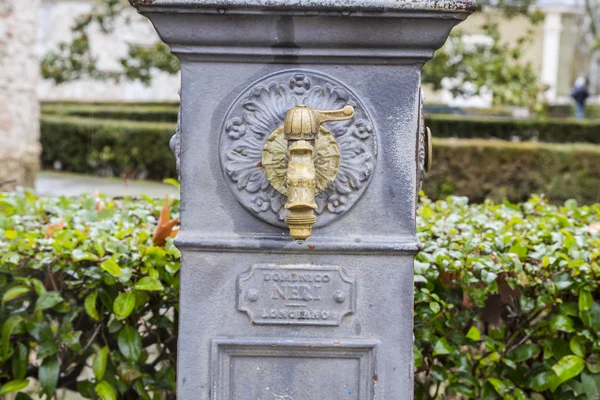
[41,104,179,123]
[39,117,600,204]
[40,116,177,180]
[547,104,600,119]
[0,192,599,399]
[425,139,600,205]
[426,115,600,144]
[40,102,600,143]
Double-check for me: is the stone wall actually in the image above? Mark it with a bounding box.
[0,0,41,189]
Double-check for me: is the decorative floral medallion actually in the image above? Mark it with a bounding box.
[219,70,377,228]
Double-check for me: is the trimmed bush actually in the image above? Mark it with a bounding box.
[39,116,600,204]
[0,192,599,399]
[424,139,600,205]
[426,115,600,144]
[547,104,600,120]
[40,116,177,180]
[41,104,179,123]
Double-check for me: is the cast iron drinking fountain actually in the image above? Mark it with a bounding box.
[130,1,475,398]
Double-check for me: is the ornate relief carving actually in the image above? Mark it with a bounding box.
[219,71,377,228]
[169,89,182,181]
[417,88,426,194]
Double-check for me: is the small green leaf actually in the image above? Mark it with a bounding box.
[509,344,540,362]
[118,325,142,361]
[579,290,593,312]
[487,377,512,396]
[508,242,527,259]
[433,338,453,356]
[564,199,578,209]
[39,356,60,396]
[542,256,550,267]
[93,346,108,381]
[11,343,28,380]
[3,230,17,240]
[0,379,29,395]
[587,355,600,373]
[414,345,423,368]
[84,290,100,321]
[551,355,585,391]
[35,291,64,311]
[529,371,551,392]
[163,178,180,189]
[2,286,30,304]
[77,381,96,398]
[466,326,481,341]
[569,336,586,357]
[429,301,441,314]
[581,372,600,398]
[113,292,136,320]
[549,314,575,332]
[31,279,46,296]
[1,316,23,358]
[72,249,99,262]
[95,381,117,400]
[134,276,164,291]
[100,259,122,277]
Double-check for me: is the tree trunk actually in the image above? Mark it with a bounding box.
[0,0,41,190]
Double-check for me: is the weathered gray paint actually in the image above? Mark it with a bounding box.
[131,1,473,398]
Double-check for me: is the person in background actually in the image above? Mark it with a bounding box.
[571,77,590,120]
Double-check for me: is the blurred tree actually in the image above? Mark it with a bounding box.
[586,0,600,50]
[585,0,600,94]
[422,0,546,111]
[42,0,549,112]
[41,0,179,86]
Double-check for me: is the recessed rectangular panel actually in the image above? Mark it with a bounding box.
[212,338,378,400]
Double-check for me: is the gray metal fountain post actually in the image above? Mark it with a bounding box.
[130,1,474,398]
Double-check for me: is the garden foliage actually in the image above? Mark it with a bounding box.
[0,191,180,399]
[0,192,599,399]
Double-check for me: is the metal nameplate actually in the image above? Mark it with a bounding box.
[237,264,356,326]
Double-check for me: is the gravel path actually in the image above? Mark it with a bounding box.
[35,171,179,198]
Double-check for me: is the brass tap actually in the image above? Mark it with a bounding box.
[280,104,354,240]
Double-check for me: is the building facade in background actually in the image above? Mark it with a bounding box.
[38,0,596,106]
[38,0,180,102]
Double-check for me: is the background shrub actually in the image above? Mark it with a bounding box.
[424,139,600,205]
[426,115,600,144]
[40,116,177,180]
[39,114,600,205]
[0,192,599,399]
[42,103,179,123]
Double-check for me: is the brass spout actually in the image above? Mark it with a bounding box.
[279,104,355,240]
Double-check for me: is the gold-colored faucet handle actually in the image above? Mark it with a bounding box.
[316,105,355,124]
[284,105,355,141]
[273,103,355,241]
